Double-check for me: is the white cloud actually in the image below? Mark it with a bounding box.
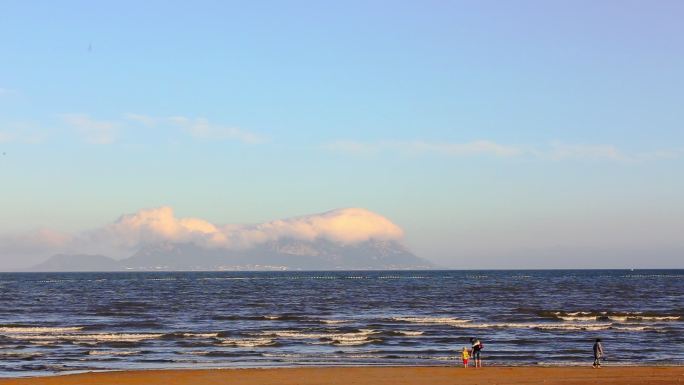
[400,140,523,157]
[325,139,683,163]
[57,113,264,145]
[0,229,71,252]
[231,207,404,247]
[323,140,379,155]
[634,148,684,161]
[169,116,265,144]
[88,206,226,250]
[0,207,405,261]
[325,140,523,157]
[96,206,403,250]
[546,142,626,161]
[544,143,684,162]
[124,113,265,144]
[0,229,73,267]
[122,113,160,127]
[61,114,117,144]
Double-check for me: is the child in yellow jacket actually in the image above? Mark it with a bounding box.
[461,346,470,368]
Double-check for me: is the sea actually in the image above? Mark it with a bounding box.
[0,270,682,377]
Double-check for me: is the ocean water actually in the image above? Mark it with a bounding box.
[0,270,682,376]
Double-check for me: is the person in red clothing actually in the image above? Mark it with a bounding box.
[461,346,470,368]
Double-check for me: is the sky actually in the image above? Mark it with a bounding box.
[1,0,683,269]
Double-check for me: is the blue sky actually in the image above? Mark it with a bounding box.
[1,0,683,268]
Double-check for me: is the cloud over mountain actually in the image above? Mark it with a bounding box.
[93,207,404,251]
[1,208,408,268]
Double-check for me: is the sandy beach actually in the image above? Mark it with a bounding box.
[0,366,682,385]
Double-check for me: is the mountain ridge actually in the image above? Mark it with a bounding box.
[27,239,433,271]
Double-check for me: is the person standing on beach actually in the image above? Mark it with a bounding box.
[470,337,483,368]
[461,346,470,368]
[592,338,604,368]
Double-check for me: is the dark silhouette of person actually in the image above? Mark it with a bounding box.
[470,337,483,367]
[593,338,604,368]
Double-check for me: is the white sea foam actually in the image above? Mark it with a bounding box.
[187,350,211,355]
[87,350,141,356]
[320,319,347,324]
[219,337,275,347]
[331,330,381,345]
[378,276,428,279]
[556,315,603,322]
[615,316,680,322]
[261,353,300,358]
[458,322,605,330]
[181,333,219,338]
[5,333,164,342]
[2,327,225,343]
[622,274,682,278]
[342,353,386,359]
[261,329,376,339]
[392,316,470,325]
[328,334,372,343]
[257,329,379,345]
[611,325,660,331]
[534,323,615,331]
[448,322,661,332]
[0,326,84,334]
[330,338,380,346]
[396,330,424,336]
[552,311,681,322]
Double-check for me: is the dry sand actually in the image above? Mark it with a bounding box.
[1,366,682,385]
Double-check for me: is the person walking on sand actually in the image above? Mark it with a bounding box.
[470,337,483,368]
[592,338,604,368]
[461,346,470,368]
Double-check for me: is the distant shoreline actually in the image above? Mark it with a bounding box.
[1,366,682,384]
[3,268,684,273]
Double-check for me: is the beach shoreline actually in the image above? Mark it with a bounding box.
[1,366,682,385]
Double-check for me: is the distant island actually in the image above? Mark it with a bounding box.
[29,239,431,271]
[25,207,433,271]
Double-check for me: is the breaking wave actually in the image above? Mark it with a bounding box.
[0,326,84,334]
[11,333,165,343]
[218,337,276,347]
[87,350,141,356]
[256,329,380,345]
[395,330,424,336]
[447,322,663,332]
[541,311,682,322]
[392,317,470,325]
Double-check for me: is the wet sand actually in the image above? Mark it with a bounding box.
[1,366,683,385]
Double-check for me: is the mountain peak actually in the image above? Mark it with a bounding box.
[30,239,432,272]
[25,207,433,271]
